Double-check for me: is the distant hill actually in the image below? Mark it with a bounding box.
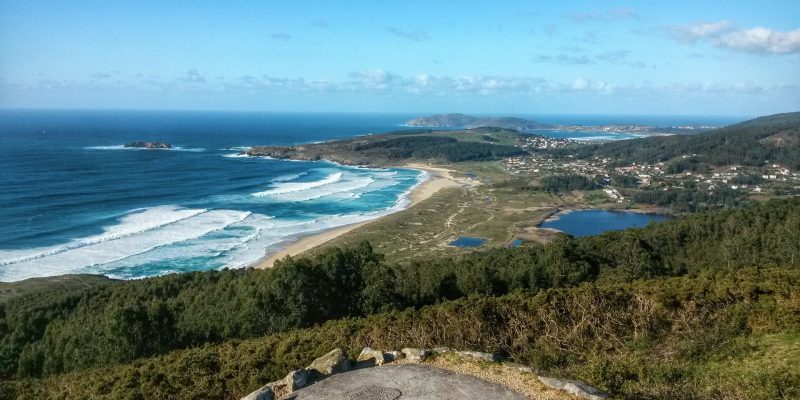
[246,127,528,166]
[564,111,800,169]
[405,113,553,130]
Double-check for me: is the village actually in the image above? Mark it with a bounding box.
[502,152,800,201]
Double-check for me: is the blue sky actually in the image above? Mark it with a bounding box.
[1,0,798,115]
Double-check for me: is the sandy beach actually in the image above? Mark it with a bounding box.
[255,164,468,268]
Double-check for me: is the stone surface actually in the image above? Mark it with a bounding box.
[538,376,608,400]
[503,362,533,373]
[384,350,403,362]
[308,348,349,375]
[284,369,314,392]
[291,364,526,399]
[400,348,430,363]
[456,350,500,362]
[240,385,275,400]
[431,347,452,354]
[346,386,402,400]
[357,347,388,366]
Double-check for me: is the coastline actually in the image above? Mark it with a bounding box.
[254,163,465,269]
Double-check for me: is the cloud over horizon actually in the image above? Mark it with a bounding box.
[8,69,796,101]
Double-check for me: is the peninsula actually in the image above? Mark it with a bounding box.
[405,113,719,135]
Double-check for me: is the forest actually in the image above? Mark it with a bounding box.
[632,186,746,212]
[539,174,601,193]
[352,135,526,162]
[1,197,797,393]
[3,266,796,399]
[553,112,800,169]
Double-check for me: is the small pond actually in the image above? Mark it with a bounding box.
[449,236,487,247]
[508,239,524,248]
[539,210,671,237]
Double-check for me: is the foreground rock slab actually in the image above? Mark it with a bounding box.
[290,363,526,399]
[537,376,608,400]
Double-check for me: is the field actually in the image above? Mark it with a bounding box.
[306,161,620,264]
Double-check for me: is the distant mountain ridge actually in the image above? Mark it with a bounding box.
[405,113,553,130]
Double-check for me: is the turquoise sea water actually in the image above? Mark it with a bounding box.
[0,111,425,281]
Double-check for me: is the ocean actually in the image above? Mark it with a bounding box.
[0,110,746,282]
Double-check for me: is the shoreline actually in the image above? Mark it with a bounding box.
[254,163,466,269]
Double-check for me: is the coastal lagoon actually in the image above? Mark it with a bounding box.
[449,237,487,247]
[539,210,672,237]
[531,129,645,141]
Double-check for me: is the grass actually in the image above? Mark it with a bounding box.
[5,268,795,399]
[308,160,622,264]
[307,183,557,264]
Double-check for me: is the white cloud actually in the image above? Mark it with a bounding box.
[349,69,395,89]
[6,70,798,106]
[668,20,733,43]
[668,21,800,54]
[718,27,800,54]
[571,78,589,90]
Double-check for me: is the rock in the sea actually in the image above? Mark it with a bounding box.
[537,376,608,400]
[400,348,430,363]
[124,141,172,149]
[308,348,350,375]
[240,385,274,400]
[456,350,500,362]
[357,347,388,366]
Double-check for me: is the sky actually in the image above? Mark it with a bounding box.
[0,0,799,115]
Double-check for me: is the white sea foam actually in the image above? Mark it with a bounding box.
[252,172,343,197]
[270,175,375,202]
[274,171,309,182]
[84,145,206,152]
[0,207,250,281]
[0,166,429,282]
[95,171,427,276]
[222,153,249,158]
[0,206,206,266]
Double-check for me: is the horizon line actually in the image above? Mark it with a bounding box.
[0,107,759,119]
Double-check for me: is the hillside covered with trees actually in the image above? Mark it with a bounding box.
[1,198,798,399]
[558,112,800,169]
[245,128,528,166]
